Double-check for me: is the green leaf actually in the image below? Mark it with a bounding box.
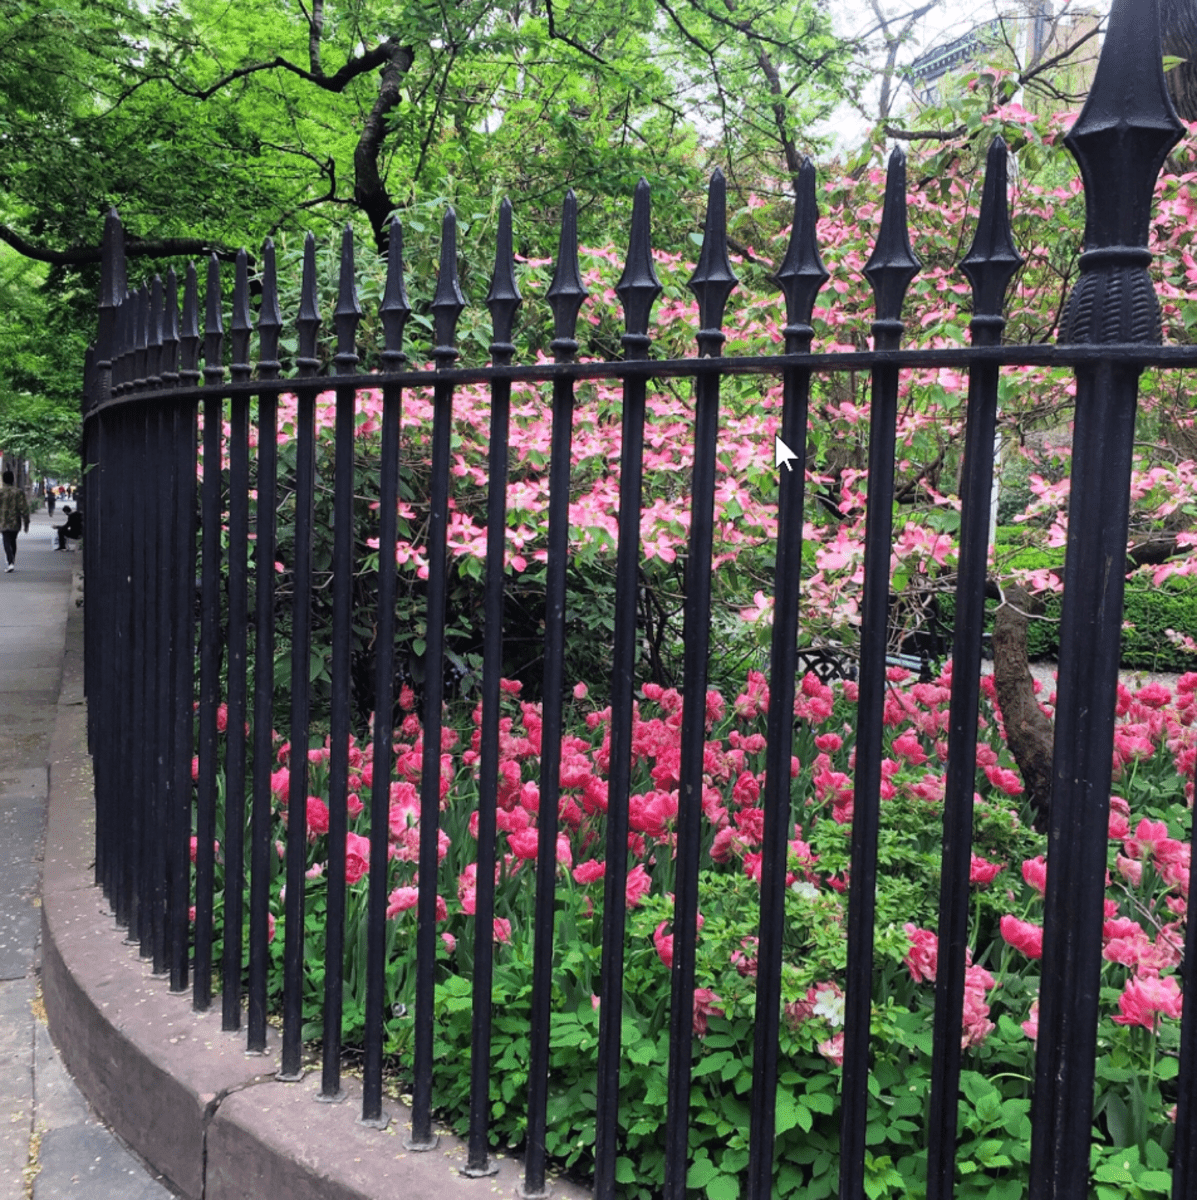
[706,1175,740,1200]
[615,1157,636,1183]
[686,1156,719,1190]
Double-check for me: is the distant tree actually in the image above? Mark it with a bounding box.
[1161,0,1197,117]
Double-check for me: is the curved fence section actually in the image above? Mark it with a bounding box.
[81,4,1197,1196]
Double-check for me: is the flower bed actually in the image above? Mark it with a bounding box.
[201,660,1194,1199]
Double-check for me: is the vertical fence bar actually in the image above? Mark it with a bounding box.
[925,136,1021,1200]
[248,241,283,1054]
[463,198,520,1177]
[222,250,253,1031]
[170,264,201,994]
[363,218,409,1126]
[746,158,827,1200]
[662,170,737,1200]
[153,270,180,976]
[410,208,465,1150]
[195,256,225,1012]
[320,227,362,1101]
[129,288,149,950]
[525,190,588,1199]
[1032,6,1182,1194]
[594,178,661,1200]
[840,147,920,1200]
[281,235,321,1080]
[363,219,410,1125]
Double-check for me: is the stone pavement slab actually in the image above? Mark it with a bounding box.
[0,504,174,1200]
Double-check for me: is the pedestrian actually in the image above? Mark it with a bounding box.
[55,506,82,551]
[46,489,55,516]
[0,470,30,572]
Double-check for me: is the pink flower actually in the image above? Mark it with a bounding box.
[1116,854,1143,887]
[386,886,419,918]
[961,963,996,1049]
[817,1032,845,1067]
[984,764,1023,796]
[1021,855,1047,897]
[344,832,370,884]
[903,923,938,983]
[493,917,512,944]
[307,796,330,836]
[573,859,606,885]
[508,828,540,860]
[441,932,456,954]
[969,854,1005,886]
[625,863,652,908]
[1000,914,1044,959]
[573,682,589,700]
[267,912,276,943]
[692,988,724,1037]
[653,921,674,969]
[892,730,928,766]
[1113,974,1184,1029]
[1021,997,1039,1041]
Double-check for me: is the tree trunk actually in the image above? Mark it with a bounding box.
[1161,0,1197,119]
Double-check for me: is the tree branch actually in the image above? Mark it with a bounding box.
[0,225,241,267]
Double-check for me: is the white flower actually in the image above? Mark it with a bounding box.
[790,880,819,901]
[813,987,845,1028]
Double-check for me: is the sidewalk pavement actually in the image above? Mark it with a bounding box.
[0,503,175,1200]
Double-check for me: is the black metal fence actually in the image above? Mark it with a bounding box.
[81,2,1197,1196]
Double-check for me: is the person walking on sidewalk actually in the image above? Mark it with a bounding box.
[0,470,30,572]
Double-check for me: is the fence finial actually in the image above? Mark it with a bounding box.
[258,240,283,379]
[774,157,828,352]
[616,178,662,362]
[133,285,149,393]
[432,209,466,366]
[231,250,252,384]
[179,264,201,388]
[688,169,738,357]
[97,208,126,389]
[1060,0,1182,344]
[864,147,920,334]
[204,256,224,386]
[381,217,411,368]
[547,190,587,362]
[961,137,1022,324]
[335,226,362,374]
[486,198,522,366]
[296,234,322,376]
[162,269,179,386]
[148,276,164,388]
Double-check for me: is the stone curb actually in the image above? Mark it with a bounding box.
[40,596,589,1200]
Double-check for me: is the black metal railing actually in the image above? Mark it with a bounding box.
[80,1,1197,1196]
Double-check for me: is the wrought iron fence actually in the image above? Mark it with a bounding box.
[80,1,1197,1196]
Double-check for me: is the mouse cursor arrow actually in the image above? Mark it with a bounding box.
[774,435,799,473]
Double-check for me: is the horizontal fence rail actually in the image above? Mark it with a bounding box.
[81,3,1197,1197]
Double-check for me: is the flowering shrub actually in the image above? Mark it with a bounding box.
[206,661,1193,1197]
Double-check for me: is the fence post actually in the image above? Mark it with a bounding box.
[1032,2,1183,1196]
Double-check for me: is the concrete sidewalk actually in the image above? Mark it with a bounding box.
[0,502,174,1200]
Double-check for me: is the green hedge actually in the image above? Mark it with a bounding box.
[940,530,1197,673]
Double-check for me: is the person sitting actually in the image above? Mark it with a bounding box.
[56,506,82,551]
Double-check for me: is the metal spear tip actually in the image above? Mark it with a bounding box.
[616,179,661,346]
[775,157,828,333]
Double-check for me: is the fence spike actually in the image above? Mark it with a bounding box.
[334,226,362,374]
[774,158,829,347]
[179,263,201,387]
[381,217,411,368]
[486,198,522,364]
[203,256,224,386]
[961,137,1023,320]
[258,240,283,376]
[431,209,466,366]
[134,285,149,392]
[162,269,179,386]
[687,169,738,357]
[1059,0,1182,344]
[546,190,587,363]
[296,234,322,375]
[616,179,662,361]
[148,276,164,388]
[231,250,252,383]
[863,147,920,328]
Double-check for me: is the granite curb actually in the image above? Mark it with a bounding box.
[40,590,589,1200]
